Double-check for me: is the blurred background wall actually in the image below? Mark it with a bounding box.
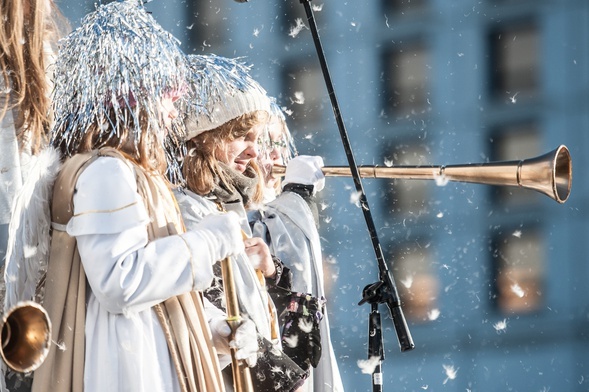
[55,1,589,390]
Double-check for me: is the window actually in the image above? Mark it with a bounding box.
[389,241,438,322]
[491,227,544,314]
[489,124,541,205]
[489,23,540,101]
[382,141,432,217]
[383,42,430,117]
[186,2,227,51]
[282,63,325,128]
[383,0,428,15]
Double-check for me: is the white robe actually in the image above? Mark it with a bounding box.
[69,157,215,392]
[174,189,278,344]
[249,190,345,392]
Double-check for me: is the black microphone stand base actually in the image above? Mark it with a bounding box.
[361,282,386,392]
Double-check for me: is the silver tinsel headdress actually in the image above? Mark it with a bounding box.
[182,54,272,140]
[50,0,190,168]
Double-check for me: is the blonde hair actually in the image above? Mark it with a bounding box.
[0,0,68,154]
[183,110,267,203]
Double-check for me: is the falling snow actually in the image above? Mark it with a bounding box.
[434,173,449,186]
[493,319,508,333]
[349,190,362,206]
[442,364,458,384]
[56,340,67,351]
[400,275,413,289]
[283,334,298,349]
[510,283,525,298]
[312,4,324,12]
[297,317,313,333]
[427,308,440,321]
[288,18,307,38]
[23,244,38,258]
[292,91,305,104]
[357,356,380,374]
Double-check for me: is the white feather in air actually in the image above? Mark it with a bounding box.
[4,147,61,311]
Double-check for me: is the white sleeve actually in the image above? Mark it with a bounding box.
[69,157,214,315]
[256,192,320,295]
[66,156,148,235]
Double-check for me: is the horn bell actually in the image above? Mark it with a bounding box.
[1,301,52,373]
[518,144,572,204]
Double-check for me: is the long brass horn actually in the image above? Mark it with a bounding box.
[221,244,255,392]
[0,301,52,373]
[273,145,572,204]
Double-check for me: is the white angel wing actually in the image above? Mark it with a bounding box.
[4,147,61,311]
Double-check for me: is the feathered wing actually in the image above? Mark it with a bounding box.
[3,147,61,311]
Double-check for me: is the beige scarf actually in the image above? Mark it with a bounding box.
[32,148,224,392]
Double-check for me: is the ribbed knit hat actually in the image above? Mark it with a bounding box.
[182,54,272,140]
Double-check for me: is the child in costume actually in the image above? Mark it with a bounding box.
[250,100,345,392]
[22,2,255,391]
[175,53,307,392]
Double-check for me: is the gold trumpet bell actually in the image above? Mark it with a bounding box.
[435,145,572,203]
[517,144,572,204]
[1,301,52,373]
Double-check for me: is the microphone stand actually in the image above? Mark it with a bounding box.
[296,1,415,390]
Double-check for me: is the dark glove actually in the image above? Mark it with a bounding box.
[267,257,293,313]
[250,335,308,392]
[281,293,326,371]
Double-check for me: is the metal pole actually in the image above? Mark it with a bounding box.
[298,0,414,355]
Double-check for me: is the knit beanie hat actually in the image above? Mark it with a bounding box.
[182,54,272,140]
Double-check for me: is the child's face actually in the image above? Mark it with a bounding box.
[259,119,288,189]
[215,122,265,173]
[158,96,179,132]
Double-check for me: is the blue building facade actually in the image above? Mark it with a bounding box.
[57,1,589,390]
